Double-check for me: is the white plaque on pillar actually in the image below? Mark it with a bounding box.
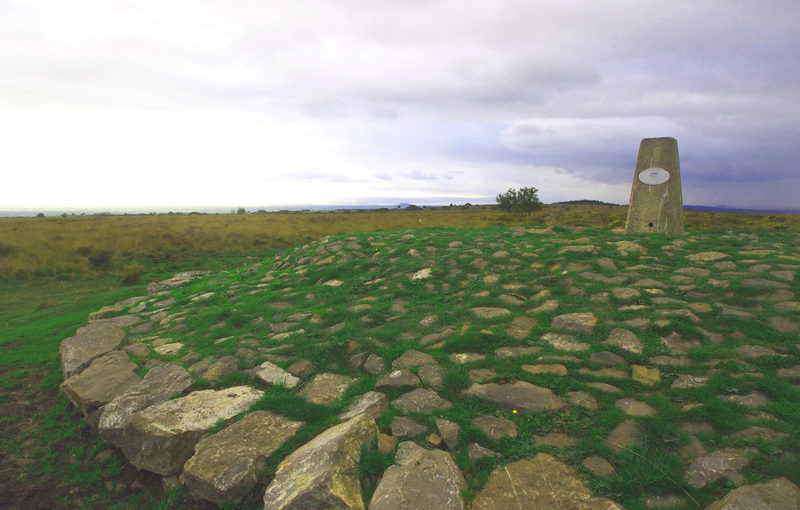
[638,168,670,185]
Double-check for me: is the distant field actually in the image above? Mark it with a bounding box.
[0,204,798,281]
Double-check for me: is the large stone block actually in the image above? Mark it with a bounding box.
[59,322,128,378]
[625,137,683,234]
[59,350,141,426]
[463,381,566,412]
[98,363,193,446]
[120,386,264,475]
[183,411,303,505]
[262,413,377,510]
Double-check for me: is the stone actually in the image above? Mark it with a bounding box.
[778,365,800,378]
[614,240,647,255]
[685,448,755,489]
[705,477,800,510]
[588,382,622,392]
[742,278,790,289]
[98,363,192,446]
[392,389,452,413]
[720,391,769,408]
[418,364,444,391]
[494,345,541,358]
[590,351,626,366]
[448,352,486,364]
[392,349,436,369]
[298,373,355,405]
[607,420,641,452]
[625,137,682,234]
[183,411,303,505]
[435,419,461,450]
[736,345,782,358]
[612,287,641,300]
[550,312,597,334]
[686,251,730,262]
[731,426,789,442]
[286,359,314,378]
[472,453,623,510]
[632,365,661,386]
[567,391,598,410]
[391,416,427,438]
[201,356,239,383]
[615,398,655,416]
[362,354,385,375]
[60,350,141,426]
[254,361,301,389]
[469,368,496,382]
[411,268,432,280]
[582,456,616,477]
[472,416,518,440]
[121,386,264,475]
[542,332,589,352]
[376,369,420,389]
[262,413,377,510]
[671,374,708,389]
[605,328,643,354]
[522,364,567,376]
[507,316,537,339]
[467,443,499,461]
[770,316,800,333]
[339,391,389,421]
[369,441,466,510]
[146,270,210,295]
[59,322,128,378]
[154,342,183,356]
[471,307,511,319]
[463,381,566,412]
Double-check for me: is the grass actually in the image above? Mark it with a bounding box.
[1,205,799,508]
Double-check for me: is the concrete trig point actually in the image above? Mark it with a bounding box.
[625,137,683,234]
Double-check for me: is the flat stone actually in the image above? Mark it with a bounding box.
[507,316,537,339]
[615,398,655,416]
[579,367,629,379]
[362,354,385,375]
[590,351,626,366]
[471,307,511,319]
[299,373,355,405]
[472,415,518,440]
[737,345,782,358]
[98,363,192,446]
[471,453,623,510]
[742,278,790,289]
[463,381,566,412]
[631,365,661,386]
[605,328,643,354]
[392,388,452,413]
[778,365,800,378]
[448,352,486,364]
[607,419,641,452]
[550,312,598,334]
[183,411,303,505]
[286,359,314,378]
[391,416,427,438]
[376,369,420,389]
[467,442,499,461]
[671,374,709,389]
[650,355,690,366]
[60,322,128,378]
[614,240,647,255]
[435,419,461,450]
[154,342,183,356]
[392,349,437,369]
[494,345,541,358]
[731,426,790,442]
[254,361,301,389]
[418,364,444,391]
[370,441,466,510]
[542,332,589,352]
[582,456,616,477]
[469,368,496,382]
[567,391,598,410]
[587,382,622,392]
[522,364,568,376]
[262,413,377,510]
[770,316,800,333]
[60,350,141,426]
[705,477,800,510]
[685,448,755,489]
[686,251,730,262]
[339,391,389,421]
[121,386,264,475]
[201,356,238,383]
[720,391,769,408]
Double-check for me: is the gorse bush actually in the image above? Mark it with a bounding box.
[496,187,542,217]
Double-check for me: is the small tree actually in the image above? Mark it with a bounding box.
[496,186,542,217]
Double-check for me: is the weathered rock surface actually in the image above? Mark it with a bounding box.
[686,448,756,489]
[375,369,420,389]
[60,350,141,426]
[147,270,211,295]
[392,349,436,369]
[551,312,598,334]
[60,322,128,378]
[98,363,192,446]
[463,381,566,412]
[120,386,264,475]
[183,411,303,505]
[392,388,452,413]
[369,441,466,510]
[298,373,355,405]
[339,391,388,421]
[253,361,301,389]
[262,413,377,510]
[472,415,518,439]
[471,453,623,509]
[705,477,800,510]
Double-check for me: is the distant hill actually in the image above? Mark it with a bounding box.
[551,199,622,206]
[684,205,800,215]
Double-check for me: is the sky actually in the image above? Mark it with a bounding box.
[1,0,799,212]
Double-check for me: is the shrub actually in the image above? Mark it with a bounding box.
[496,187,542,217]
[88,250,113,270]
[119,262,143,285]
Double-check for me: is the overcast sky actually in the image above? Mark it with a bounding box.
[2,1,799,211]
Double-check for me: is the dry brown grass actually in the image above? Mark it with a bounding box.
[0,203,797,280]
